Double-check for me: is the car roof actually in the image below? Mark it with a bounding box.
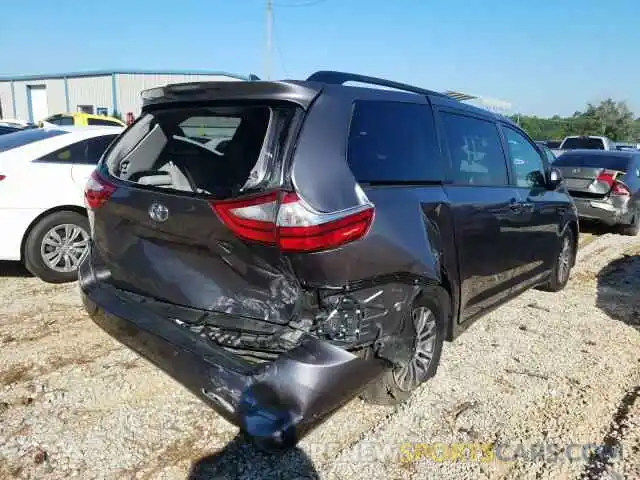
[52,125,124,134]
[141,70,510,123]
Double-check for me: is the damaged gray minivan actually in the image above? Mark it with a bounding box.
[79,71,578,451]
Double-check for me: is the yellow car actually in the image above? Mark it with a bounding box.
[40,112,126,128]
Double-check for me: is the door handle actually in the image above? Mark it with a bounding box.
[509,198,523,213]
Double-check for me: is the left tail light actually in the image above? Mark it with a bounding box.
[85,170,116,209]
[0,175,5,181]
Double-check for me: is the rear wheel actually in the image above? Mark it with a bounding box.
[23,211,90,284]
[539,228,574,292]
[620,212,640,236]
[360,291,446,406]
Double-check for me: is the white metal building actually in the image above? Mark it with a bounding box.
[0,69,251,123]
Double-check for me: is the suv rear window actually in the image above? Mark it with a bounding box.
[347,100,442,183]
[561,137,605,150]
[104,105,295,198]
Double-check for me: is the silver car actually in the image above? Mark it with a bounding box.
[554,149,640,235]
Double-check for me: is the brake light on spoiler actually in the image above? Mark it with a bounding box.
[211,191,374,253]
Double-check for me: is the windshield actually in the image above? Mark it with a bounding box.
[561,137,605,150]
[554,153,633,171]
[0,128,68,153]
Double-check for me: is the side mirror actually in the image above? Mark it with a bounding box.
[547,167,563,189]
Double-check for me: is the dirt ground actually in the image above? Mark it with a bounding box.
[0,225,639,480]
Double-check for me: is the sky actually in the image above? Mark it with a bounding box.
[2,0,639,117]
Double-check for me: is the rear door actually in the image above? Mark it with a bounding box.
[71,134,118,187]
[90,102,301,325]
[500,123,561,287]
[436,108,523,322]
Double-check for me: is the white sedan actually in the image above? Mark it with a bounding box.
[0,126,123,282]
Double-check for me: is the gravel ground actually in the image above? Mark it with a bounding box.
[0,228,638,480]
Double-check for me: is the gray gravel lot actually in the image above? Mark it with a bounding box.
[0,229,639,480]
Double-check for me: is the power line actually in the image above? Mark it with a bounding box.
[272,0,329,7]
[272,10,289,77]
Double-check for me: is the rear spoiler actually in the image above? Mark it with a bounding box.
[140,80,321,110]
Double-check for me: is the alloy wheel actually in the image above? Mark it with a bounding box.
[40,223,90,273]
[393,306,437,392]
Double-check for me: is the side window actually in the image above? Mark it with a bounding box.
[347,100,442,182]
[37,139,89,164]
[48,116,74,126]
[86,135,118,164]
[502,126,546,188]
[440,112,508,186]
[87,118,120,126]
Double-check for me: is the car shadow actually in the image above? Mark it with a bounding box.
[0,261,32,278]
[579,219,614,236]
[596,253,640,330]
[187,433,320,480]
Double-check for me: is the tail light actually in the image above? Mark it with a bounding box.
[596,170,630,196]
[612,182,631,196]
[85,170,116,209]
[0,175,5,181]
[211,190,374,253]
[596,171,616,188]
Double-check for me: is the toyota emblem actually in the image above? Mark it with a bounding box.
[149,203,169,222]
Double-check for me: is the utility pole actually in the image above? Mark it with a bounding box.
[265,0,273,80]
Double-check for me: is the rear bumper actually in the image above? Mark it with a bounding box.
[78,251,385,449]
[572,197,633,225]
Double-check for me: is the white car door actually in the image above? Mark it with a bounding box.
[70,134,118,190]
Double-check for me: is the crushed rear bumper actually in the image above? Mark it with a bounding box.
[78,252,385,450]
[572,196,633,226]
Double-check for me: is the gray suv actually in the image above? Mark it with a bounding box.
[79,71,579,451]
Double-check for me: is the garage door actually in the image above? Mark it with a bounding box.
[28,85,49,122]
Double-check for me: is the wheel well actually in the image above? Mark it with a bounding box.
[567,221,579,266]
[437,269,455,341]
[20,205,87,261]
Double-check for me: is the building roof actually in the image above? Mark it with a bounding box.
[0,69,252,82]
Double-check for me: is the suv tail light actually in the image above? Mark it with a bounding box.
[0,175,5,181]
[85,170,117,209]
[211,191,374,252]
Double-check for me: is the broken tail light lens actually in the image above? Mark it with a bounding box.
[612,182,631,196]
[276,192,374,252]
[596,170,631,196]
[85,170,117,209]
[211,191,374,252]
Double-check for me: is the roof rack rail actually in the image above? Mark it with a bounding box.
[306,70,446,98]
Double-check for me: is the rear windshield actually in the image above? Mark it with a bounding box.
[104,104,296,198]
[0,128,68,153]
[554,153,632,171]
[561,137,605,150]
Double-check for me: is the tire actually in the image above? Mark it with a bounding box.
[620,213,640,236]
[538,227,575,292]
[23,210,90,284]
[359,288,446,406]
